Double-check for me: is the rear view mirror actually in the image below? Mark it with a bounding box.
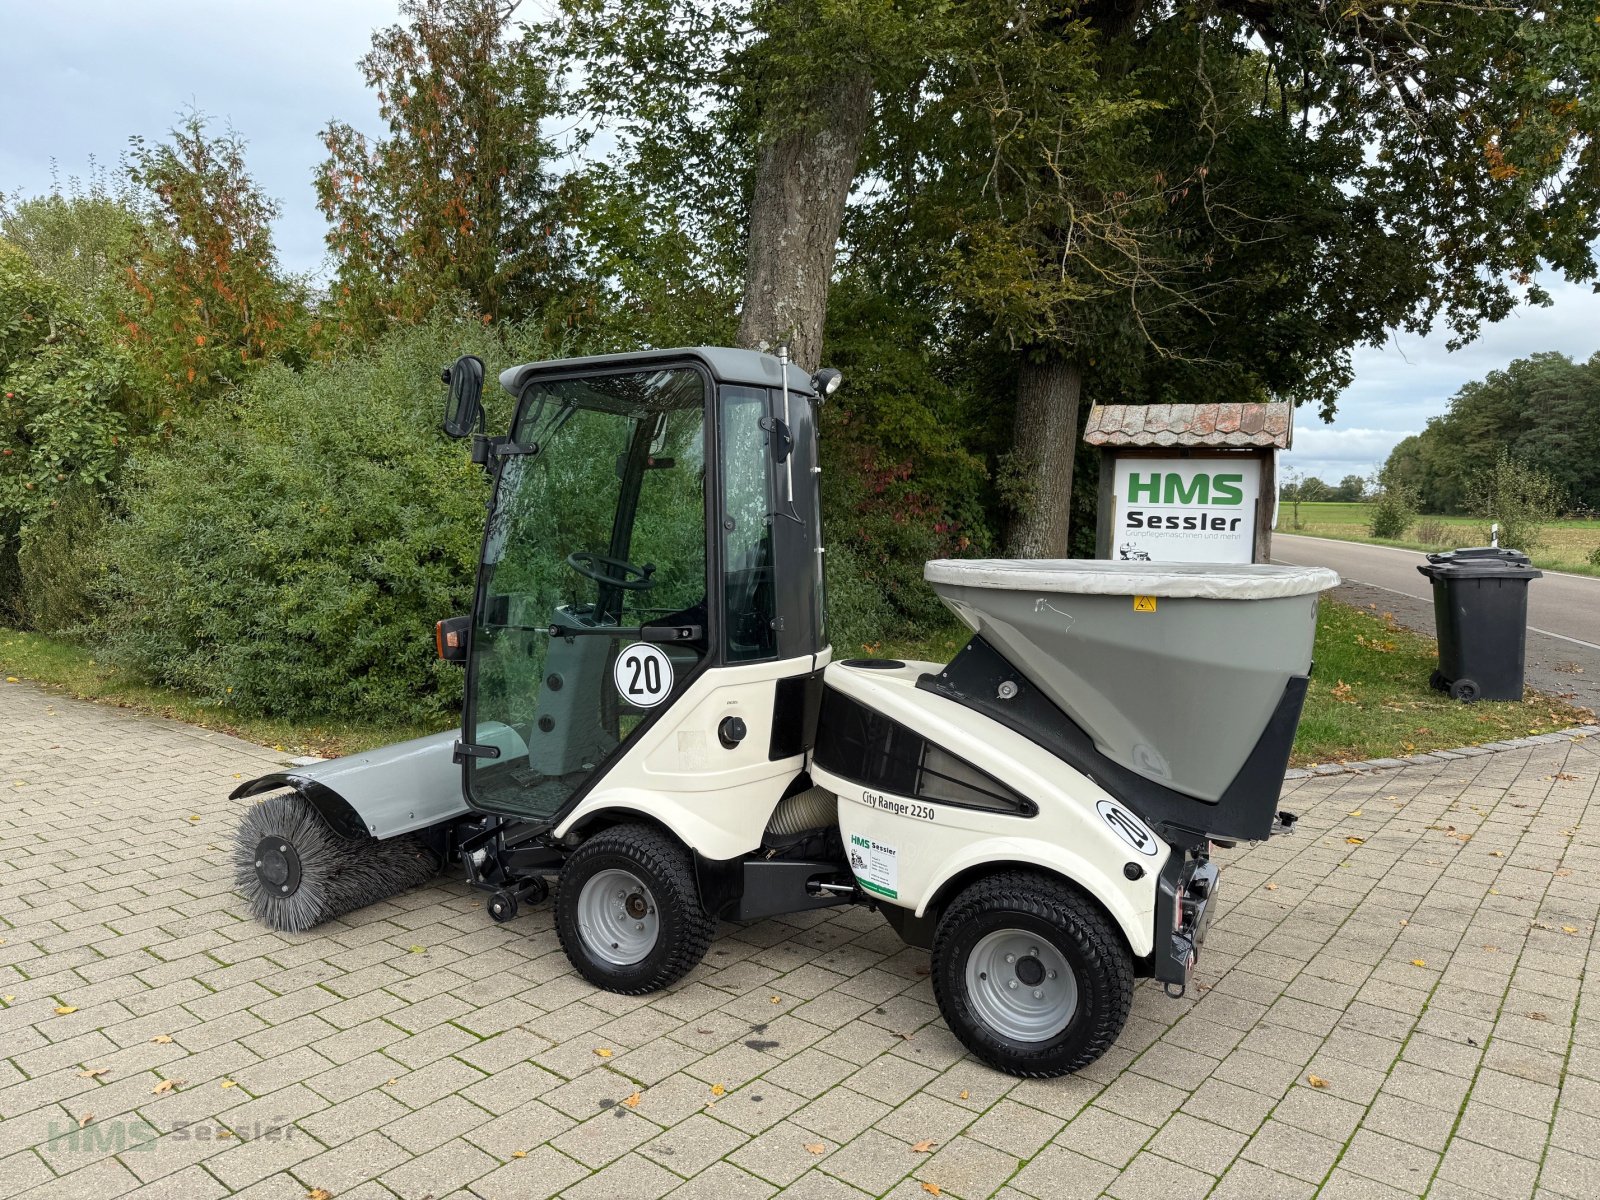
[435,615,470,663]
[441,355,485,438]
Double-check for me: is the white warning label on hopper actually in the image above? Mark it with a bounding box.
[848,833,898,899]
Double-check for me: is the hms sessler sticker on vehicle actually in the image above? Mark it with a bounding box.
[848,833,899,899]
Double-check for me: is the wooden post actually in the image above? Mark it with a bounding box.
[1255,449,1276,563]
[1095,448,1116,559]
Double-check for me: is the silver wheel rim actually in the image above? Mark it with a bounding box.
[964,928,1078,1042]
[577,868,659,965]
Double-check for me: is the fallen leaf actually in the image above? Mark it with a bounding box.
[1483,945,1500,952]
[385,1077,398,1086]
[511,1150,527,1159]
[151,1079,181,1094]
[805,1142,826,1155]
[710,1083,726,1097]
[623,1092,640,1108]
[1489,888,1501,895]
[1562,925,1579,934]
[4,676,17,683]
[1528,1012,1549,1022]
[923,1183,942,1196]
[594,1047,612,1058]
[770,995,782,1004]
[216,1129,233,1139]
[54,1005,78,1015]
[1264,882,1279,891]
[1489,851,1505,858]
[308,1190,333,1200]
[78,1113,93,1128]
[1398,919,1409,927]
[1,995,12,1003]
[896,1031,915,1041]
[1345,837,1365,845]
[408,945,426,954]
[188,815,201,823]
[1347,809,1363,818]
[1306,1075,1329,1089]
[221,1080,237,1089]
[958,1090,969,1101]
[1410,959,1427,968]
[150,1034,174,1044]
[77,1068,108,1079]
[1556,868,1572,877]
[912,1139,937,1152]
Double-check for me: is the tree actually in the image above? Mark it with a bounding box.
[0,161,146,316]
[317,0,577,339]
[1332,475,1367,503]
[552,0,936,368]
[864,1,1600,555]
[0,244,134,619]
[1383,351,1600,513]
[123,113,304,419]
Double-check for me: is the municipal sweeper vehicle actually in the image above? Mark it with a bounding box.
[232,347,1337,1076]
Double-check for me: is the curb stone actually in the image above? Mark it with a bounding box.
[1285,724,1595,780]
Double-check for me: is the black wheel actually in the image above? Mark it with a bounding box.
[555,824,715,994]
[931,872,1133,1078]
[1429,669,1447,692]
[1449,678,1480,702]
[487,889,518,923]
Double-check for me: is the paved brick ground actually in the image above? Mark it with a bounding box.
[1,678,1597,1200]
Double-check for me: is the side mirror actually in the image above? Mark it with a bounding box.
[441,355,485,438]
[435,615,470,664]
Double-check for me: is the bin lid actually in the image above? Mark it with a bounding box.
[1425,546,1532,566]
[924,559,1340,600]
[1418,558,1542,581]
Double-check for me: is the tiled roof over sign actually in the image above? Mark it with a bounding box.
[1083,402,1293,449]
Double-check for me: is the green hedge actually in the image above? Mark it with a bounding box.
[97,318,552,724]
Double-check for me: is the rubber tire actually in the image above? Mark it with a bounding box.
[1449,678,1480,702]
[931,872,1133,1078]
[555,824,716,995]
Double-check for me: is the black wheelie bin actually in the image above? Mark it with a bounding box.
[1417,547,1542,702]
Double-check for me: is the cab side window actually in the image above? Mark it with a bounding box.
[720,386,777,661]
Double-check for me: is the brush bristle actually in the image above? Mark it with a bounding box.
[233,792,440,932]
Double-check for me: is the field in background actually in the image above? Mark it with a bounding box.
[1277,501,1600,575]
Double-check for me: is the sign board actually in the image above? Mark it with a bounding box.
[1110,457,1260,563]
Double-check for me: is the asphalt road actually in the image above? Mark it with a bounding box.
[1273,532,1600,650]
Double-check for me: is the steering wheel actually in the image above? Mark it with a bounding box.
[566,550,657,591]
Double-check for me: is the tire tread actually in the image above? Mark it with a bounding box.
[556,823,716,995]
[932,870,1134,1077]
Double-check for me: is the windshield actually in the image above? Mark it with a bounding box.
[466,366,709,822]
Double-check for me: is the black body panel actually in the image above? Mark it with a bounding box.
[916,636,1309,847]
[770,667,826,760]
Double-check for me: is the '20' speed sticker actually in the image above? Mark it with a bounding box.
[614,643,674,708]
[1096,799,1159,856]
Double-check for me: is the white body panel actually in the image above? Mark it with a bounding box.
[812,660,1163,958]
[553,650,829,860]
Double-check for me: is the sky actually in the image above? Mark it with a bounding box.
[3,0,1597,484]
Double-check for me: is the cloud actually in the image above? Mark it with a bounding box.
[1292,271,1600,480]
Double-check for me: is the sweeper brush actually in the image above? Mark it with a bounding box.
[233,792,440,932]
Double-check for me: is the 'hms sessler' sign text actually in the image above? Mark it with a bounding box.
[1112,457,1260,563]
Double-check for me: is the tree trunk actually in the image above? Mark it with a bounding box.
[735,72,873,373]
[1004,356,1084,558]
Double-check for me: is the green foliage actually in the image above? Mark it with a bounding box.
[0,244,132,543]
[1466,450,1566,554]
[17,482,106,635]
[97,317,546,723]
[1367,469,1419,540]
[124,113,307,417]
[1385,352,1600,514]
[0,163,146,316]
[317,0,577,339]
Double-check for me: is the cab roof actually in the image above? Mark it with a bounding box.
[499,346,815,398]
